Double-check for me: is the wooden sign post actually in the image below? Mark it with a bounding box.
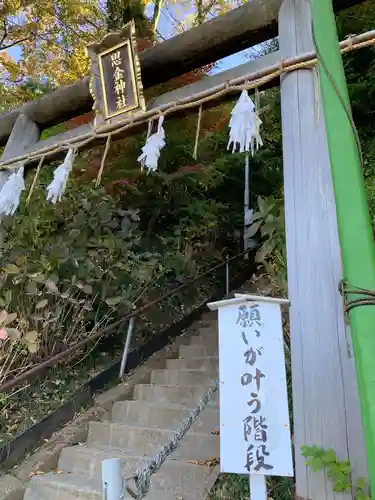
[243,154,253,259]
[208,294,293,499]
[86,21,145,128]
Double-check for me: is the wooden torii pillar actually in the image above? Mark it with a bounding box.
[279,0,368,498]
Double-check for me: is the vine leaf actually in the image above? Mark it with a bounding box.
[24,330,39,353]
[301,445,370,500]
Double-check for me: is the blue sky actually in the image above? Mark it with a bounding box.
[5,45,21,61]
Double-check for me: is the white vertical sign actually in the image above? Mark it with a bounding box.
[218,299,293,477]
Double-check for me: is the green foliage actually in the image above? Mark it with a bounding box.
[0,166,178,385]
[247,195,287,295]
[0,79,55,112]
[249,196,284,262]
[336,0,375,227]
[301,445,370,500]
[107,0,152,35]
[0,111,242,384]
[0,93,286,386]
[2,172,151,306]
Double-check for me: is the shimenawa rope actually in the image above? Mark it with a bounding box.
[2,28,375,171]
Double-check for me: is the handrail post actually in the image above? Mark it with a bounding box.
[225,255,230,298]
[102,458,122,500]
[119,316,136,380]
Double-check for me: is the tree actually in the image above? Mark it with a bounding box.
[0,0,249,104]
[106,0,163,40]
[0,1,106,84]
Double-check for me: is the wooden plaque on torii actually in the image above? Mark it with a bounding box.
[86,21,146,128]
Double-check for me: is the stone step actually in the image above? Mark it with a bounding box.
[24,472,100,500]
[0,475,23,500]
[24,469,215,500]
[59,444,219,497]
[179,344,218,358]
[196,324,217,334]
[112,400,219,432]
[134,384,219,407]
[87,422,219,458]
[167,356,218,371]
[23,312,221,500]
[151,368,217,386]
[199,311,217,322]
[189,334,218,345]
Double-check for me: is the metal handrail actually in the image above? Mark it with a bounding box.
[0,248,252,393]
[118,316,135,379]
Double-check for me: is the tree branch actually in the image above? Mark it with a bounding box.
[151,0,164,35]
[5,17,76,58]
[0,20,8,48]
[195,0,205,25]
[202,0,218,17]
[156,28,166,41]
[162,9,184,33]
[0,36,31,50]
[80,15,105,32]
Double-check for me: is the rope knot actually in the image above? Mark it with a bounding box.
[339,280,375,315]
[122,474,138,499]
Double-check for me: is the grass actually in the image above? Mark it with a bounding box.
[209,474,293,500]
[0,350,113,443]
[209,474,249,499]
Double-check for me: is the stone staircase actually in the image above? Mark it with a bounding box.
[24,314,220,500]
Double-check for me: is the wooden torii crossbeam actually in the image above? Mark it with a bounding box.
[1,29,375,168]
[0,1,370,499]
[0,0,364,150]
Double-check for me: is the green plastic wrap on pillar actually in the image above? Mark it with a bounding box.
[310,0,375,492]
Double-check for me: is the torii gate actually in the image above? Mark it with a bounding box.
[0,1,373,498]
